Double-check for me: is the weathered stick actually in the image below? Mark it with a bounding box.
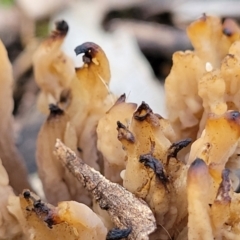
[55,139,156,240]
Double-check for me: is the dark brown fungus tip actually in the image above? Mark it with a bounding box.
[77,147,82,153]
[200,13,207,21]
[222,169,230,180]
[23,190,31,199]
[226,110,240,121]
[44,217,55,229]
[190,158,205,169]
[106,227,132,240]
[167,138,192,163]
[115,93,126,104]
[33,199,42,209]
[227,54,235,58]
[74,42,100,64]
[155,113,163,119]
[55,20,69,34]
[48,104,64,118]
[59,88,71,104]
[58,88,72,110]
[139,154,168,186]
[74,42,100,58]
[116,121,126,129]
[216,169,231,202]
[107,94,126,113]
[134,102,152,121]
[223,28,233,36]
[117,121,135,143]
[222,18,239,37]
[188,158,207,178]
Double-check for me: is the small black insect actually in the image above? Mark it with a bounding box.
[133,102,152,121]
[106,227,132,240]
[55,20,69,34]
[74,42,99,64]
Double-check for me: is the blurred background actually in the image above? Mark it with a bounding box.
[0,0,240,179]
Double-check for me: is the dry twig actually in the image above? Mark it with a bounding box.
[55,139,156,240]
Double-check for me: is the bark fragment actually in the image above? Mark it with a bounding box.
[55,139,156,240]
